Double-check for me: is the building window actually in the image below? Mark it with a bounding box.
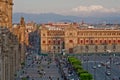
[69,40,73,43]
[81,40,83,44]
[118,40,120,43]
[104,40,107,43]
[95,33,97,35]
[58,46,60,49]
[43,34,45,36]
[70,33,72,36]
[95,40,98,43]
[43,40,45,43]
[112,33,115,35]
[100,40,102,43]
[109,40,111,43]
[58,40,60,44]
[90,40,93,44]
[86,40,88,43]
[113,40,116,43]
[48,40,51,44]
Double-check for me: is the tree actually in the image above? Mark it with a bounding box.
[73,64,83,71]
[80,73,93,80]
[22,77,27,80]
[77,69,88,75]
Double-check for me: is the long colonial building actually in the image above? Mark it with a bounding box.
[40,23,120,54]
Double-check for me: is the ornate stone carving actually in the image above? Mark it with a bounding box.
[0,11,9,23]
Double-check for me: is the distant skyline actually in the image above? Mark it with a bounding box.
[13,0,120,17]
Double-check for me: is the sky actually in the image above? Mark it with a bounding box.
[13,0,120,16]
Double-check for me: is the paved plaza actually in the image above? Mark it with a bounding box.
[16,51,120,80]
[77,53,120,80]
[16,52,63,80]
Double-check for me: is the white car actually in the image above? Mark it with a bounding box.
[106,71,111,76]
[98,64,101,68]
[92,66,96,69]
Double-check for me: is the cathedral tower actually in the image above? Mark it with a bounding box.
[0,0,13,28]
[19,17,26,64]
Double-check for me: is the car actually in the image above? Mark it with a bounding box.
[105,71,111,76]
[106,61,110,64]
[106,65,111,69]
[98,64,101,68]
[92,66,97,69]
[115,62,120,65]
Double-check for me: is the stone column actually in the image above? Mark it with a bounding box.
[20,43,26,64]
[1,54,5,80]
[14,44,21,71]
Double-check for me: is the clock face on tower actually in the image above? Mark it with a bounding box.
[0,10,9,23]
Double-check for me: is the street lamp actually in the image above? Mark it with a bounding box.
[93,45,98,80]
[52,46,55,61]
[108,50,112,80]
[61,40,65,55]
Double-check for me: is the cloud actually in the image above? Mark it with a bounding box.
[72,5,119,13]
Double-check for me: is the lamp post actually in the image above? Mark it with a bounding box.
[105,60,107,80]
[52,46,55,61]
[85,45,89,71]
[108,50,112,80]
[93,45,98,80]
[61,40,65,55]
[52,37,59,60]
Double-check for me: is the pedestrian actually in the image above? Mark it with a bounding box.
[49,76,52,80]
[57,77,59,80]
[43,71,45,75]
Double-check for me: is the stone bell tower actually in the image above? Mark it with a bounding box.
[19,17,26,63]
[0,0,13,28]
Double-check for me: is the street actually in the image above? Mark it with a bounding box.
[77,54,120,80]
[16,51,63,80]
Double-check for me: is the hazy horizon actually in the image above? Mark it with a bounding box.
[13,0,120,17]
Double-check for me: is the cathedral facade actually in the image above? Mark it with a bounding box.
[0,0,25,80]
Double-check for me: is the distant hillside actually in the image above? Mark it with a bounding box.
[13,13,120,24]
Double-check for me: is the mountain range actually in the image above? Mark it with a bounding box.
[13,13,120,24]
